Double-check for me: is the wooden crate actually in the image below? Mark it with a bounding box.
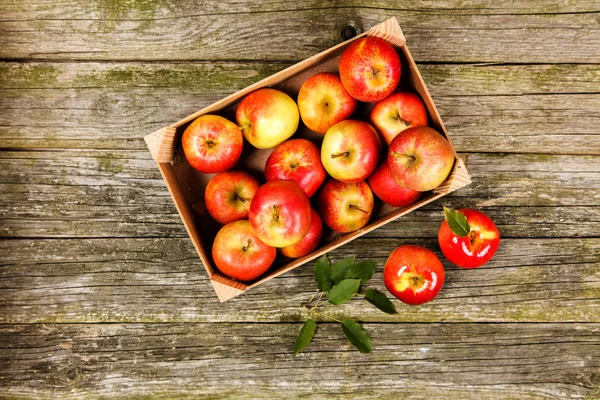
[144,17,471,302]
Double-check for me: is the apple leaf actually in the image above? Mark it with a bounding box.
[328,279,361,305]
[444,206,470,237]
[345,260,377,284]
[313,255,332,292]
[341,319,372,353]
[330,257,356,284]
[364,289,397,315]
[293,319,316,357]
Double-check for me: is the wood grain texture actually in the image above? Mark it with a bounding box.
[1,2,599,63]
[0,323,599,399]
[1,62,599,153]
[0,237,598,323]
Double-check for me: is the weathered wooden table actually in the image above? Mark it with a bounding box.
[1,1,599,398]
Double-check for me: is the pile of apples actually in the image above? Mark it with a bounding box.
[182,37,457,284]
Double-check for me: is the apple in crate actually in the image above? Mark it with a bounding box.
[388,126,454,192]
[236,88,299,149]
[204,170,260,225]
[249,180,312,247]
[297,72,357,134]
[438,207,500,269]
[317,179,374,233]
[339,37,401,102]
[212,220,276,282]
[264,138,326,198]
[367,161,422,207]
[370,92,428,145]
[182,114,243,173]
[321,120,381,183]
[281,209,323,258]
[383,245,445,305]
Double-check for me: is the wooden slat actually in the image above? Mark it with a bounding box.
[0,5,599,63]
[0,322,598,399]
[0,237,598,323]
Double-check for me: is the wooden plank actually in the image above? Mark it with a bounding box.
[0,5,599,63]
[0,322,598,399]
[1,62,598,153]
[0,151,598,238]
[0,237,598,323]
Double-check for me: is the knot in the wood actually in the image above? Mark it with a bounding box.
[341,25,357,41]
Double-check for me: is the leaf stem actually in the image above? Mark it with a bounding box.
[311,309,343,324]
[310,292,324,311]
[306,289,320,305]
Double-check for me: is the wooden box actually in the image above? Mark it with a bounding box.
[144,17,471,302]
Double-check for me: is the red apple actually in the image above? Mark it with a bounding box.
[281,209,323,258]
[264,138,326,198]
[339,37,401,102]
[204,170,260,225]
[388,126,455,192]
[236,88,299,149]
[383,245,445,305]
[297,72,357,134]
[321,120,381,183]
[212,220,276,282]
[370,92,428,145]
[438,208,500,269]
[317,179,374,233]
[182,114,243,173]
[367,162,422,207]
[249,180,312,247]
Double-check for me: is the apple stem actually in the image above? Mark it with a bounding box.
[273,204,280,221]
[390,151,416,161]
[396,114,410,127]
[469,230,477,243]
[236,195,246,204]
[331,151,350,159]
[242,239,253,252]
[349,204,370,215]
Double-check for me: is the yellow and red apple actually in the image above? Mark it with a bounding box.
[204,170,260,225]
[182,114,243,173]
[321,120,381,183]
[212,220,276,282]
[339,37,401,102]
[387,126,454,192]
[281,209,323,258]
[317,179,374,233]
[236,88,299,149]
[370,92,428,145]
[264,138,326,198]
[297,72,357,134]
[248,180,312,248]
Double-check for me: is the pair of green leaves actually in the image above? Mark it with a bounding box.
[293,255,398,356]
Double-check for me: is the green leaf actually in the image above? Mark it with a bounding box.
[327,279,361,305]
[345,260,377,284]
[444,206,470,237]
[293,319,316,357]
[313,255,332,292]
[330,257,356,284]
[341,319,372,353]
[364,289,397,315]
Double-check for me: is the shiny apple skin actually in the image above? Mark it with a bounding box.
[212,220,276,282]
[339,37,401,102]
[236,88,299,149]
[367,161,422,207]
[204,170,260,225]
[438,208,501,269]
[298,72,357,134]
[370,92,428,145]
[264,139,326,198]
[248,180,312,248]
[387,126,455,192]
[281,209,323,258]
[321,120,381,183]
[182,114,243,173]
[317,179,374,233]
[383,245,445,305]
